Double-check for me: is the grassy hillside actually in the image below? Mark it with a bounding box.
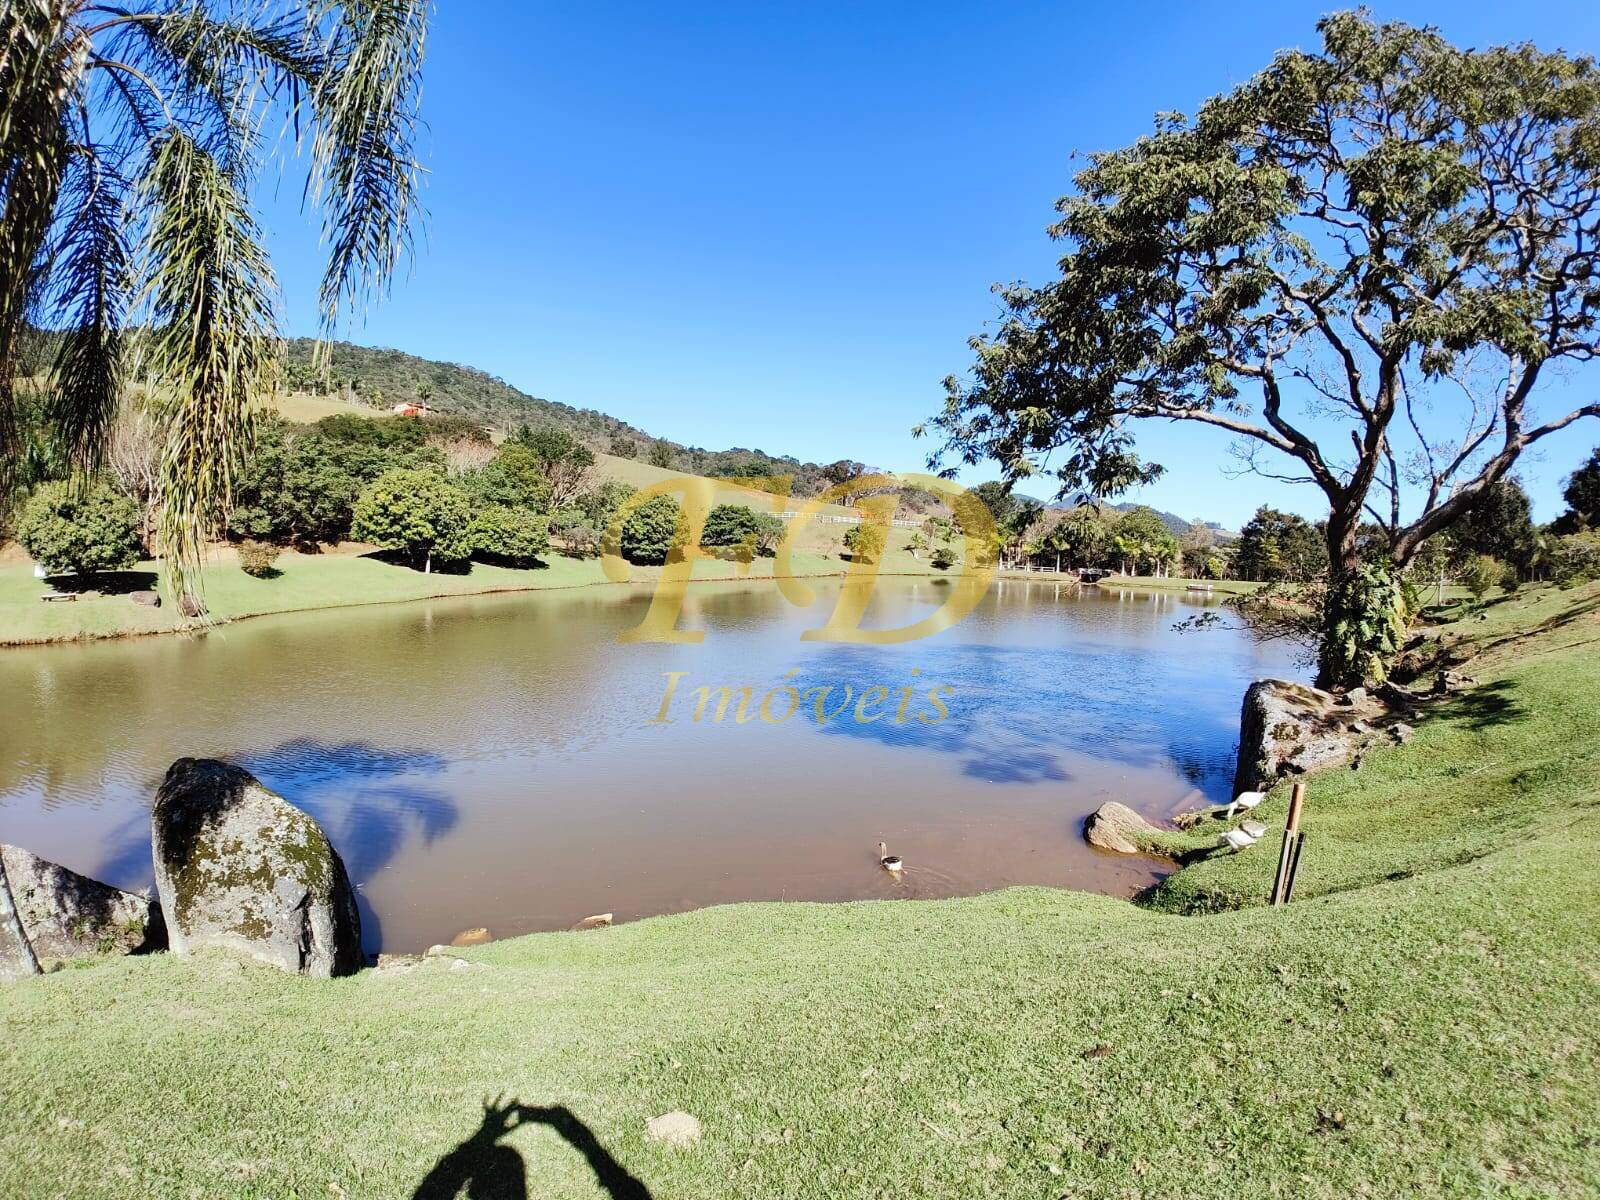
[279,339,844,487]
[1,585,1596,1197]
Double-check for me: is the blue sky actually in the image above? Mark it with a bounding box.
[261,2,1600,529]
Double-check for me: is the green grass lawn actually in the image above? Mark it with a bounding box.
[1094,574,1264,595]
[2,589,1596,1198]
[0,544,855,646]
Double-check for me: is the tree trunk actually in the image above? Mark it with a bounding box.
[424,550,432,575]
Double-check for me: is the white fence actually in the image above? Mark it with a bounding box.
[773,511,926,529]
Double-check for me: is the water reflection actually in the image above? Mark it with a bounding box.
[0,577,1300,950]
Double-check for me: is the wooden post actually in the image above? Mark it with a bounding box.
[1270,781,1307,906]
[1283,831,1308,903]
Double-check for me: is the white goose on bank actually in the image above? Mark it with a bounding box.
[878,842,904,873]
[1218,828,1257,853]
[1226,790,1266,819]
[1218,820,1272,852]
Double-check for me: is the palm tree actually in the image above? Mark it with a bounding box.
[2,0,426,604]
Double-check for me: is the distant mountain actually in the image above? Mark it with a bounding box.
[1025,492,1232,539]
[1103,501,1233,539]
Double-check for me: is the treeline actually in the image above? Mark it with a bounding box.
[988,467,1600,591]
[8,408,800,582]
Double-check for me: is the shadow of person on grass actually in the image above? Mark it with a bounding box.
[413,1097,653,1200]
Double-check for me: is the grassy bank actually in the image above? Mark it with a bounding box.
[1095,573,1264,596]
[1,588,1596,1198]
[0,544,864,646]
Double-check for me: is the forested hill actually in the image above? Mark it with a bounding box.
[279,338,836,486]
[281,338,640,441]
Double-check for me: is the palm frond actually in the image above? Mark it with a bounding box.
[308,0,426,330]
[103,3,323,173]
[136,128,277,605]
[0,0,79,486]
[46,147,130,473]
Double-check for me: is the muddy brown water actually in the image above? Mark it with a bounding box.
[0,577,1300,952]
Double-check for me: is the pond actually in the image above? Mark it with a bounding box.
[0,576,1300,952]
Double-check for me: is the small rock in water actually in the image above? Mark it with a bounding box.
[575,913,614,931]
[646,1110,702,1149]
[1083,802,1155,855]
[450,927,492,947]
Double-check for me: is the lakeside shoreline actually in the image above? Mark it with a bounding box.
[0,545,1254,650]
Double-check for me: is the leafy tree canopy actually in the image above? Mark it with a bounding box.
[229,418,441,546]
[928,12,1600,684]
[463,444,553,512]
[1556,447,1600,532]
[1234,507,1329,583]
[470,504,550,566]
[700,503,784,557]
[350,467,474,572]
[1447,478,1537,571]
[16,480,142,576]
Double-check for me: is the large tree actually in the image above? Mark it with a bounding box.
[1,0,426,603]
[926,13,1600,685]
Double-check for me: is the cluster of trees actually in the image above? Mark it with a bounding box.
[612,497,785,566]
[956,458,1600,600]
[1004,504,1183,576]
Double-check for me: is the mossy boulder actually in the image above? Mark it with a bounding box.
[1084,802,1157,855]
[0,844,165,973]
[1233,679,1373,795]
[151,759,361,978]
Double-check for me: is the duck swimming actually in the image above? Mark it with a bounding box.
[878,841,904,873]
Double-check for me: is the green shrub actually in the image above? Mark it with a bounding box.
[1462,554,1508,602]
[931,544,957,570]
[617,495,684,564]
[1319,558,1409,688]
[844,522,886,563]
[471,505,550,565]
[16,481,142,576]
[701,504,784,559]
[351,468,475,572]
[1550,533,1600,585]
[236,540,282,578]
